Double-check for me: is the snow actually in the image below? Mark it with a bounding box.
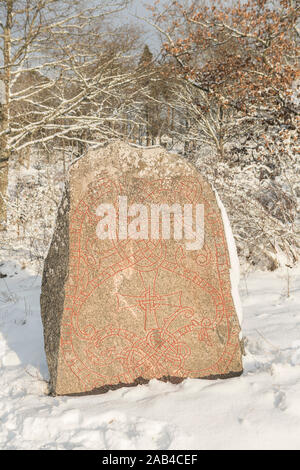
[215,188,243,326]
[0,260,300,450]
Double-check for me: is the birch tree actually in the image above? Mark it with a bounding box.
[0,0,134,229]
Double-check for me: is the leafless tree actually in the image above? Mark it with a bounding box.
[0,0,137,229]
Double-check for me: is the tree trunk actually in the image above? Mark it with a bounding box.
[0,103,10,230]
[0,150,9,231]
[0,0,13,230]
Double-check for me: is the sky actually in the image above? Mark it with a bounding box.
[120,0,162,52]
[128,0,150,15]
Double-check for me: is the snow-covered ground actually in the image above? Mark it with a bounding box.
[0,261,299,450]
